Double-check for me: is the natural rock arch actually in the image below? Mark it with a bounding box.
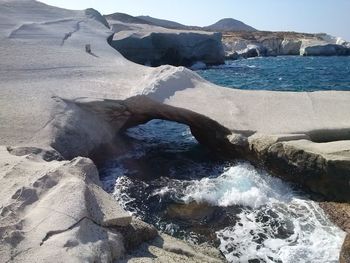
[76,95,233,156]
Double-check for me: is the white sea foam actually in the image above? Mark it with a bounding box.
[112,175,141,214]
[182,162,293,208]
[102,123,345,263]
[181,162,345,262]
[217,199,345,263]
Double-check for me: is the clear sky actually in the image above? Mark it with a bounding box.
[40,0,350,40]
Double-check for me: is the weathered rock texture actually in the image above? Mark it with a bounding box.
[0,149,129,262]
[222,31,350,58]
[0,1,226,261]
[340,234,350,263]
[121,234,225,263]
[301,44,350,56]
[106,17,225,67]
[1,0,350,262]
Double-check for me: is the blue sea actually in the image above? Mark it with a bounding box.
[101,119,345,262]
[101,56,347,262]
[196,56,350,91]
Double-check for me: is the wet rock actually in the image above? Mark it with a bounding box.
[340,234,350,263]
[166,202,219,221]
[116,218,158,251]
[165,202,240,244]
[122,233,225,263]
[319,202,350,232]
[247,136,350,202]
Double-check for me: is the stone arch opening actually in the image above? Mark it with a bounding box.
[120,96,232,155]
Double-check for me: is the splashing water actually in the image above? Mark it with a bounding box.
[100,120,346,263]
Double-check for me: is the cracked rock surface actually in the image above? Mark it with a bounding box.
[1,0,350,262]
[0,147,130,262]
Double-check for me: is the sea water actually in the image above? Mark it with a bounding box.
[196,56,350,91]
[100,120,345,263]
[101,56,348,262]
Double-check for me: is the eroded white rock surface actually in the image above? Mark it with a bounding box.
[1,0,350,262]
[222,31,350,57]
[0,147,129,262]
[106,16,225,67]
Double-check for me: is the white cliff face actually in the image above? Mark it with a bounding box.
[107,19,225,67]
[223,32,350,58]
[280,39,302,55]
[1,1,350,262]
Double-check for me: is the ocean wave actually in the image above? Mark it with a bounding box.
[217,200,345,263]
[100,120,346,262]
[181,162,293,208]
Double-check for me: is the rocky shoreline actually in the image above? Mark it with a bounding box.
[223,31,350,60]
[1,0,349,262]
[105,13,350,67]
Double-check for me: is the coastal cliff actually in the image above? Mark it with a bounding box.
[223,31,350,58]
[106,15,225,67]
[1,0,349,262]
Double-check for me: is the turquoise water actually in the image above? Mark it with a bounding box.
[196,56,350,91]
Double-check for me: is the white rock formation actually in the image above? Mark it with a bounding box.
[223,32,350,58]
[0,0,350,262]
[106,17,225,67]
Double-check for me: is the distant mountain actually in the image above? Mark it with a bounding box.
[137,15,192,30]
[205,18,257,32]
[104,13,152,25]
[105,13,256,32]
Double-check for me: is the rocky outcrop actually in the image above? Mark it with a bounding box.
[122,234,225,262]
[222,31,350,58]
[85,8,110,29]
[65,96,232,157]
[1,1,350,261]
[72,92,350,202]
[280,39,302,55]
[0,148,130,262]
[301,44,350,56]
[340,234,350,263]
[319,202,350,262]
[109,30,225,67]
[246,136,350,201]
